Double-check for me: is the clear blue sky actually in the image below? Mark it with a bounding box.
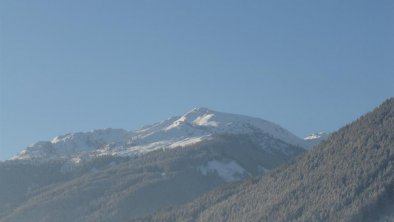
[1,0,393,160]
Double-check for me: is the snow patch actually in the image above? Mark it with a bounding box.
[70,157,82,164]
[304,132,329,140]
[200,160,246,182]
[165,116,187,131]
[304,132,330,149]
[169,136,208,148]
[193,114,219,127]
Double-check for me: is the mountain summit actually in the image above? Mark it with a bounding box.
[12,108,306,161]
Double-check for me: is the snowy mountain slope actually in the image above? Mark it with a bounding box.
[132,107,305,147]
[13,129,129,160]
[1,134,305,222]
[12,107,307,161]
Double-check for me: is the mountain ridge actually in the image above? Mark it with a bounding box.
[12,107,307,161]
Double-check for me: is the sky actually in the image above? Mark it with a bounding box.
[0,0,393,160]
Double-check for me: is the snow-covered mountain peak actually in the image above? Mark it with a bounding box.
[165,107,220,130]
[12,108,307,161]
[132,107,306,147]
[186,107,222,127]
[187,107,213,114]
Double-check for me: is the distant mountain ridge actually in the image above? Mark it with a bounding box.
[12,107,307,161]
[1,107,311,221]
